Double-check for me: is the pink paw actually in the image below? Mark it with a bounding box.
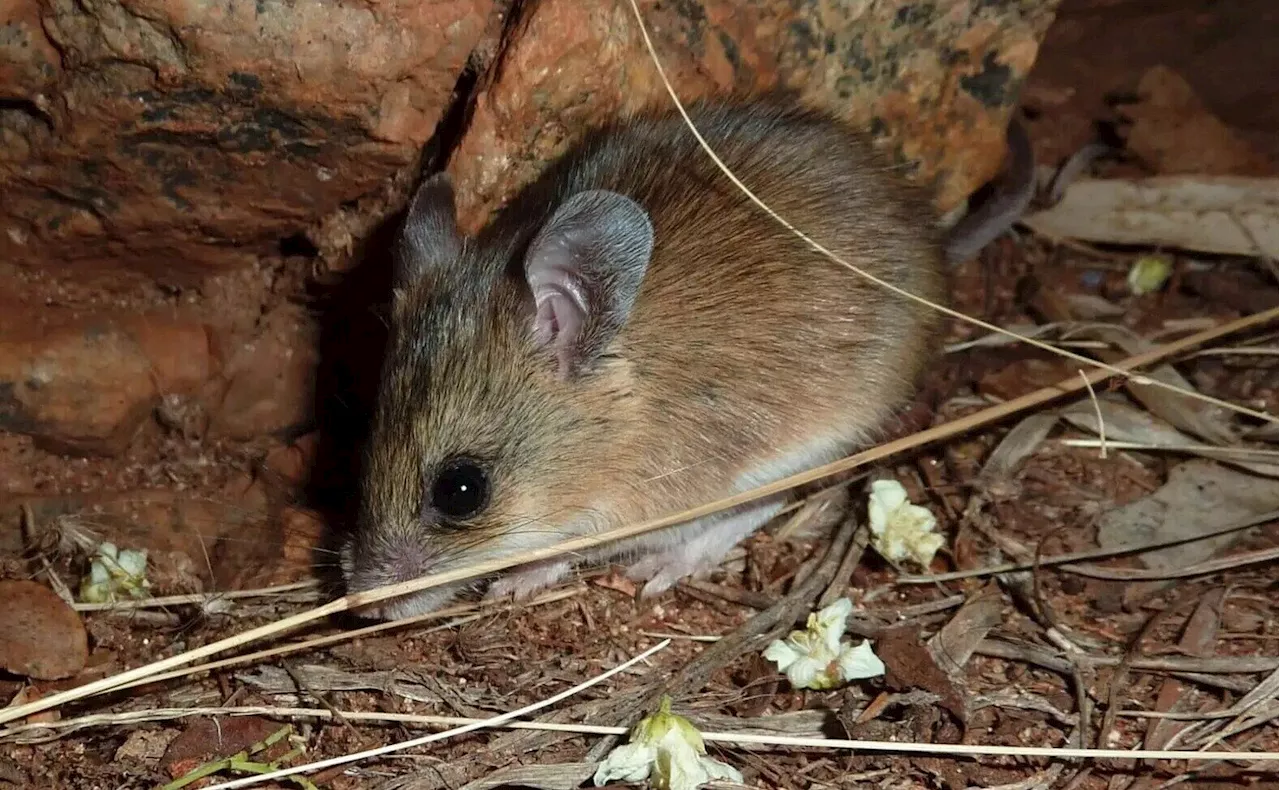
[625,553,704,599]
[485,560,572,602]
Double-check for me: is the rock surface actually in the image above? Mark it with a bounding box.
[209,305,320,440]
[0,305,214,454]
[0,0,493,279]
[448,0,1060,231]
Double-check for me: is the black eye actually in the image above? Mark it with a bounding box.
[430,458,491,521]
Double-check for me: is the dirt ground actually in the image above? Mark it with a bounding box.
[0,1,1276,788]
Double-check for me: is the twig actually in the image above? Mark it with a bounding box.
[974,640,1276,676]
[1063,548,1279,581]
[73,581,319,612]
[1058,440,1279,458]
[108,588,578,698]
[1079,370,1107,459]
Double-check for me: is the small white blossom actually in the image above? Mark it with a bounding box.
[594,696,742,790]
[867,479,944,568]
[763,598,885,690]
[79,542,150,604]
[837,639,887,681]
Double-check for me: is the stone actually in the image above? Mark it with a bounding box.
[448,0,1061,232]
[0,0,494,278]
[0,304,214,455]
[1122,65,1273,177]
[0,580,88,681]
[209,305,320,440]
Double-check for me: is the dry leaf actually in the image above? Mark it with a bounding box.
[1021,175,1277,258]
[1096,460,1277,603]
[1061,396,1277,477]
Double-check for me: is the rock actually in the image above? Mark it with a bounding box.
[448,0,1060,231]
[209,305,320,440]
[0,305,214,455]
[1122,65,1273,177]
[0,580,89,681]
[263,432,320,488]
[0,0,494,278]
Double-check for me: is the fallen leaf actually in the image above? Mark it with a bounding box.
[976,412,1060,499]
[1070,324,1241,449]
[1061,396,1276,478]
[926,584,1005,676]
[1095,460,1278,603]
[161,716,283,779]
[1021,175,1277,258]
[875,626,966,723]
[0,580,88,681]
[1179,588,1226,657]
[459,763,597,790]
[592,571,638,597]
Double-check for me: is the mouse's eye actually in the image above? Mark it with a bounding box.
[430,457,491,521]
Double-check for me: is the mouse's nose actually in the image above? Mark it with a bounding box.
[342,536,465,620]
[345,535,436,594]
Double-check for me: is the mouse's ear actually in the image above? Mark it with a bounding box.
[524,189,654,380]
[396,173,463,287]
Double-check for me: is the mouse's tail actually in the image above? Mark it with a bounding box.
[943,117,1037,266]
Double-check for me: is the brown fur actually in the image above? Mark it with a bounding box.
[345,98,946,614]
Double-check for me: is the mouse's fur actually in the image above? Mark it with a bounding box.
[342,99,947,619]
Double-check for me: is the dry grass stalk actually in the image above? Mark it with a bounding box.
[898,509,1277,583]
[8,705,1275,766]
[0,310,1272,729]
[71,580,319,613]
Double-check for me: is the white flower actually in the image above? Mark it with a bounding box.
[837,639,887,681]
[79,542,150,604]
[867,479,944,568]
[763,598,885,690]
[594,696,743,790]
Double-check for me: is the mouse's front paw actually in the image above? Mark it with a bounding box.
[485,559,572,603]
[625,553,704,599]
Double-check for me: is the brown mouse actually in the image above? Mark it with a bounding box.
[341,98,1019,619]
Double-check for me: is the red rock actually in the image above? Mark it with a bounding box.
[0,0,493,278]
[0,580,89,681]
[263,432,320,487]
[209,305,319,440]
[0,305,213,455]
[448,0,1060,231]
[1122,65,1273,177]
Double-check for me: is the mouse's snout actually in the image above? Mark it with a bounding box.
[341,531,471,620]
[342,531,436,593]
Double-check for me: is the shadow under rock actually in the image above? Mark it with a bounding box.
[304,211,402,601]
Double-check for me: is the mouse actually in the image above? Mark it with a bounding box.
[340,98,1032,620]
